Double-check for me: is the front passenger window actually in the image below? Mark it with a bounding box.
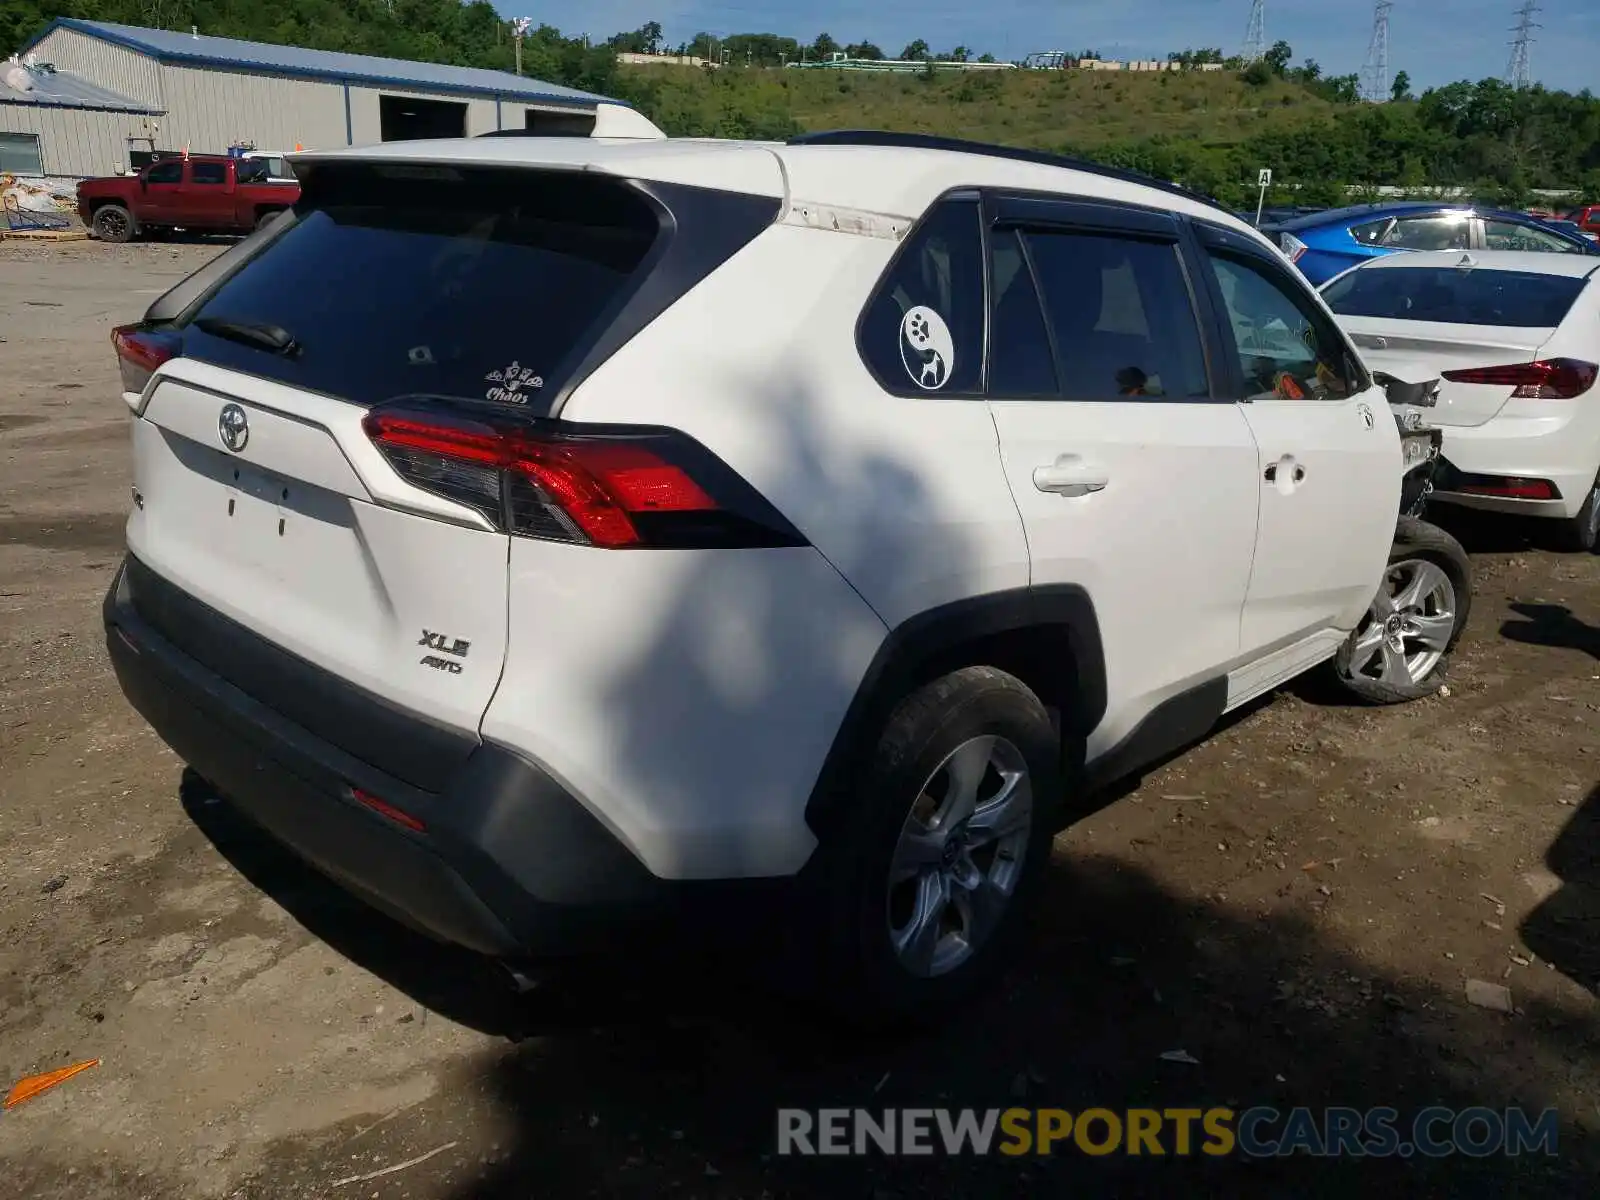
[1483,218,1583,253]
[1206,252,1358,401]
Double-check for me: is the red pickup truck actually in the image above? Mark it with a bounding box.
[77,154,299,243]
[1569,205,1600,237]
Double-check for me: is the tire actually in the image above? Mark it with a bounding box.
[92,204,134,244]
[1555,472,1600,553]
[810,666,1059,1026]
[255,209,283,231]
[1331,516,1472,705]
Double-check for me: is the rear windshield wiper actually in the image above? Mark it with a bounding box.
[193,316,299,356]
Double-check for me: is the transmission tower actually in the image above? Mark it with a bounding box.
[1362,1,1393,102]
[511,16,530,76]
[1242,0,1266,63]
[1506,1,1539,89]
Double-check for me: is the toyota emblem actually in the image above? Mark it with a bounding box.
[218,403,249,453]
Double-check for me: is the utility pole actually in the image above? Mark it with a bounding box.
[1242,0,1266,63]
[511,17,529,76]
[1506,1,1539,89]
[1362,0,1393,102]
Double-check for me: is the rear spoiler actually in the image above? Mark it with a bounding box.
[476,102,666,141]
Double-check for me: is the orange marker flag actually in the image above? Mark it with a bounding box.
[4,1059,100,1110]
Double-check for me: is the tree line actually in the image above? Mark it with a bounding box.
[607,25,1000,67]
[1086,54,1600,206]
[2,3,1597,201]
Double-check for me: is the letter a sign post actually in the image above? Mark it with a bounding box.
[1255,168,1273,227]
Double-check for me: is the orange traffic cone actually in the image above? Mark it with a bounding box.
[294,142,303,151]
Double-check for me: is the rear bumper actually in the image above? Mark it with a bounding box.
[1429,405,1600,521]
[103,556,789,958]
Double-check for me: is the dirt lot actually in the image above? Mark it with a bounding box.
[2,239,1598,1198]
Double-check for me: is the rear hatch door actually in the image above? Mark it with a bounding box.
[121,161,685,790]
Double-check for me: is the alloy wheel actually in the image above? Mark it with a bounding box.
[1343,557,1458,687]
[885,734,1033,978]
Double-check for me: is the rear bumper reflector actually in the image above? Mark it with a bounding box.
[351,787,426,832]
[1435,460,1560,501]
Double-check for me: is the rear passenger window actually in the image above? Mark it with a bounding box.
[1383,214,1470,251]
[860,199,984,395]
[1024,230,1210,400]
[190,161,227,185]
[987,230,1057,396]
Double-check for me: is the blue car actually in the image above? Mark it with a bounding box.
[1260,201,1600,285]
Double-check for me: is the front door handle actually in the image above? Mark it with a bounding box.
[1033,455,1110,497]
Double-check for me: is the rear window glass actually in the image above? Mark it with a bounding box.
[1322,266,1588,327]
[859,198,985,395]
[180,166,660,409]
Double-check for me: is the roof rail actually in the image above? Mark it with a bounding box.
[785,130,1224,212]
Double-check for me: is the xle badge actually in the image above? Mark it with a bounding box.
[419,629,470,675]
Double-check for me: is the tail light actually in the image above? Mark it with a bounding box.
[363,406,807,550]
[1441,358,1598,399]
[111,323,182,394]
[1279,232,1309,263]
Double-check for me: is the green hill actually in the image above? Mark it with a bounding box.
[631,63,1335,154]
[3,1,1596,206]
[626,63,1600,207]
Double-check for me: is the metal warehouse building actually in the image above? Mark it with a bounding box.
[8,18,623,177]
[1,58,162,177]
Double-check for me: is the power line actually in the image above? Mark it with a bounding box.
[1361,0,1393,102]
[1506,0,1539,89]
[1242,0,1266,63]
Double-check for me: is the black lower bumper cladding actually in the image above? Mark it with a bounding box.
[103,555,782,957]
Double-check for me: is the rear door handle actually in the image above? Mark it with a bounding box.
[1032,455,1110,497]
[1263,458,1306,485]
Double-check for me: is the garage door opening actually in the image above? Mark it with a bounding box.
[379,95,467,142]
[524,109,596,136]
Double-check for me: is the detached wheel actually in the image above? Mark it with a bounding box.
[816,666,1058,1025]
[1333,516,1471,704]
[1556,472,1600,553]
[92,204,134,244]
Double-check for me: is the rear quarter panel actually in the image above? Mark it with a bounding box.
[1297,224,1377,284]
[560,221,1032,629]
[491,221,1033,881]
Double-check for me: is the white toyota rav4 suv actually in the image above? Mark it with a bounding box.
[103,128,1457,1018]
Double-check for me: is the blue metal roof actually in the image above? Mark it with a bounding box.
[21,19,618,107]
[0,62,161,113]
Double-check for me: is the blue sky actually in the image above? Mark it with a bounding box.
[500,0,1598,92]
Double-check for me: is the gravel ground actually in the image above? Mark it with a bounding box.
[1,238,1597,1198]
